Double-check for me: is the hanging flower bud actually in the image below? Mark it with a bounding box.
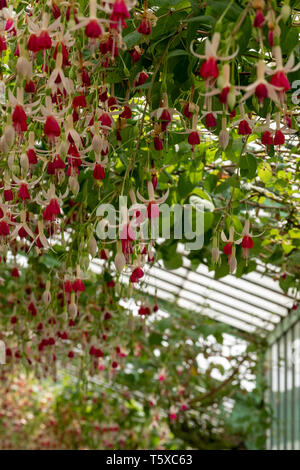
[42,281,51,306]
[212,236,220,264]
[219,118,229,149]
[115,252,126,272]
[89,236,98,257]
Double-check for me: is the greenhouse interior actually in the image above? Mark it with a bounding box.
[0,0,299,452]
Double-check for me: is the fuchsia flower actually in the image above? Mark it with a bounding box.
[44,115,61,140]
[110,0,130,30]
[241,61,280,105]
[85,19,102,38]
[136,181,169,219]
[267,47,300,102]
[18,183,30,201]
[238,120,252,136]
[253,9,265,28]
[134,71,149,87]
[0,34,6,51]
[261,130,273,146]
[138,16,152,35]
[188,130,200,149]
[43,198,61,221]
[205,112,217,128]
[190,33,238,85]
[93,163,105,181]
[12,105,27,133]
[130,267,144,283]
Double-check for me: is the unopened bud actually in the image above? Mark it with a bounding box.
[16,57,32,80]
[89,236,98,257]
[20,153,29,172]
[69,175,80,195]
[219,130,229,149]
[227,91,236,110]
[92,134,102,153]
[114,252,126,272]
[4,125,15,147]
[281,4,291,22]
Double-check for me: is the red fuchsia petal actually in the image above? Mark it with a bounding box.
[73,278,85,292]
[85,19,102,38]
[99,113,112,127]
[188,131,200,146]
[238,120,252,136]
[110,0,130,28]
[255,83,268,104]
[38,31,52,50]
[18,226,28,238]
[223,242,233,256]
[270,70,290,92]
[52,1,61,19]
[285,115,292,129]
[183,102,193,119]
[268,30,274,47]
[154,136,163,151]
[200,57,219,80]
[28,301,37,316]
[72,94,87,109]
[253,9,265,28]
[81,68,91,86]
[152,174,158,190]
[13,105,28,133]
[25,80,35,93]
[241,235,254,249]
[53,42,69,67]
[0,220,10,236]
[44,115,61,139]
[219,86,230,104]
[4,189,13,201]
[18,183,30,201]
[130,267,144,283]
[120,105,132,119]
[160,109,171,124]
[230,109,236,119]
[135,71,148,87]
[129,48,141,63]
[0,34,6,51]
[137,17,152,35]
[12,267,20,277]
[27,34,40,52]
[43,198,60,221]
[205,112,217,128]
[261,130,273,146]
[64,280,73,293]
[53,154,65,170]
[27,149,38,164]
[147,201,160,219]
[93,164,105,181]
[108,96,118,109]
[274,130,285,146]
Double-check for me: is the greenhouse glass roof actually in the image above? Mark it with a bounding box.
[111,256,298,337]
